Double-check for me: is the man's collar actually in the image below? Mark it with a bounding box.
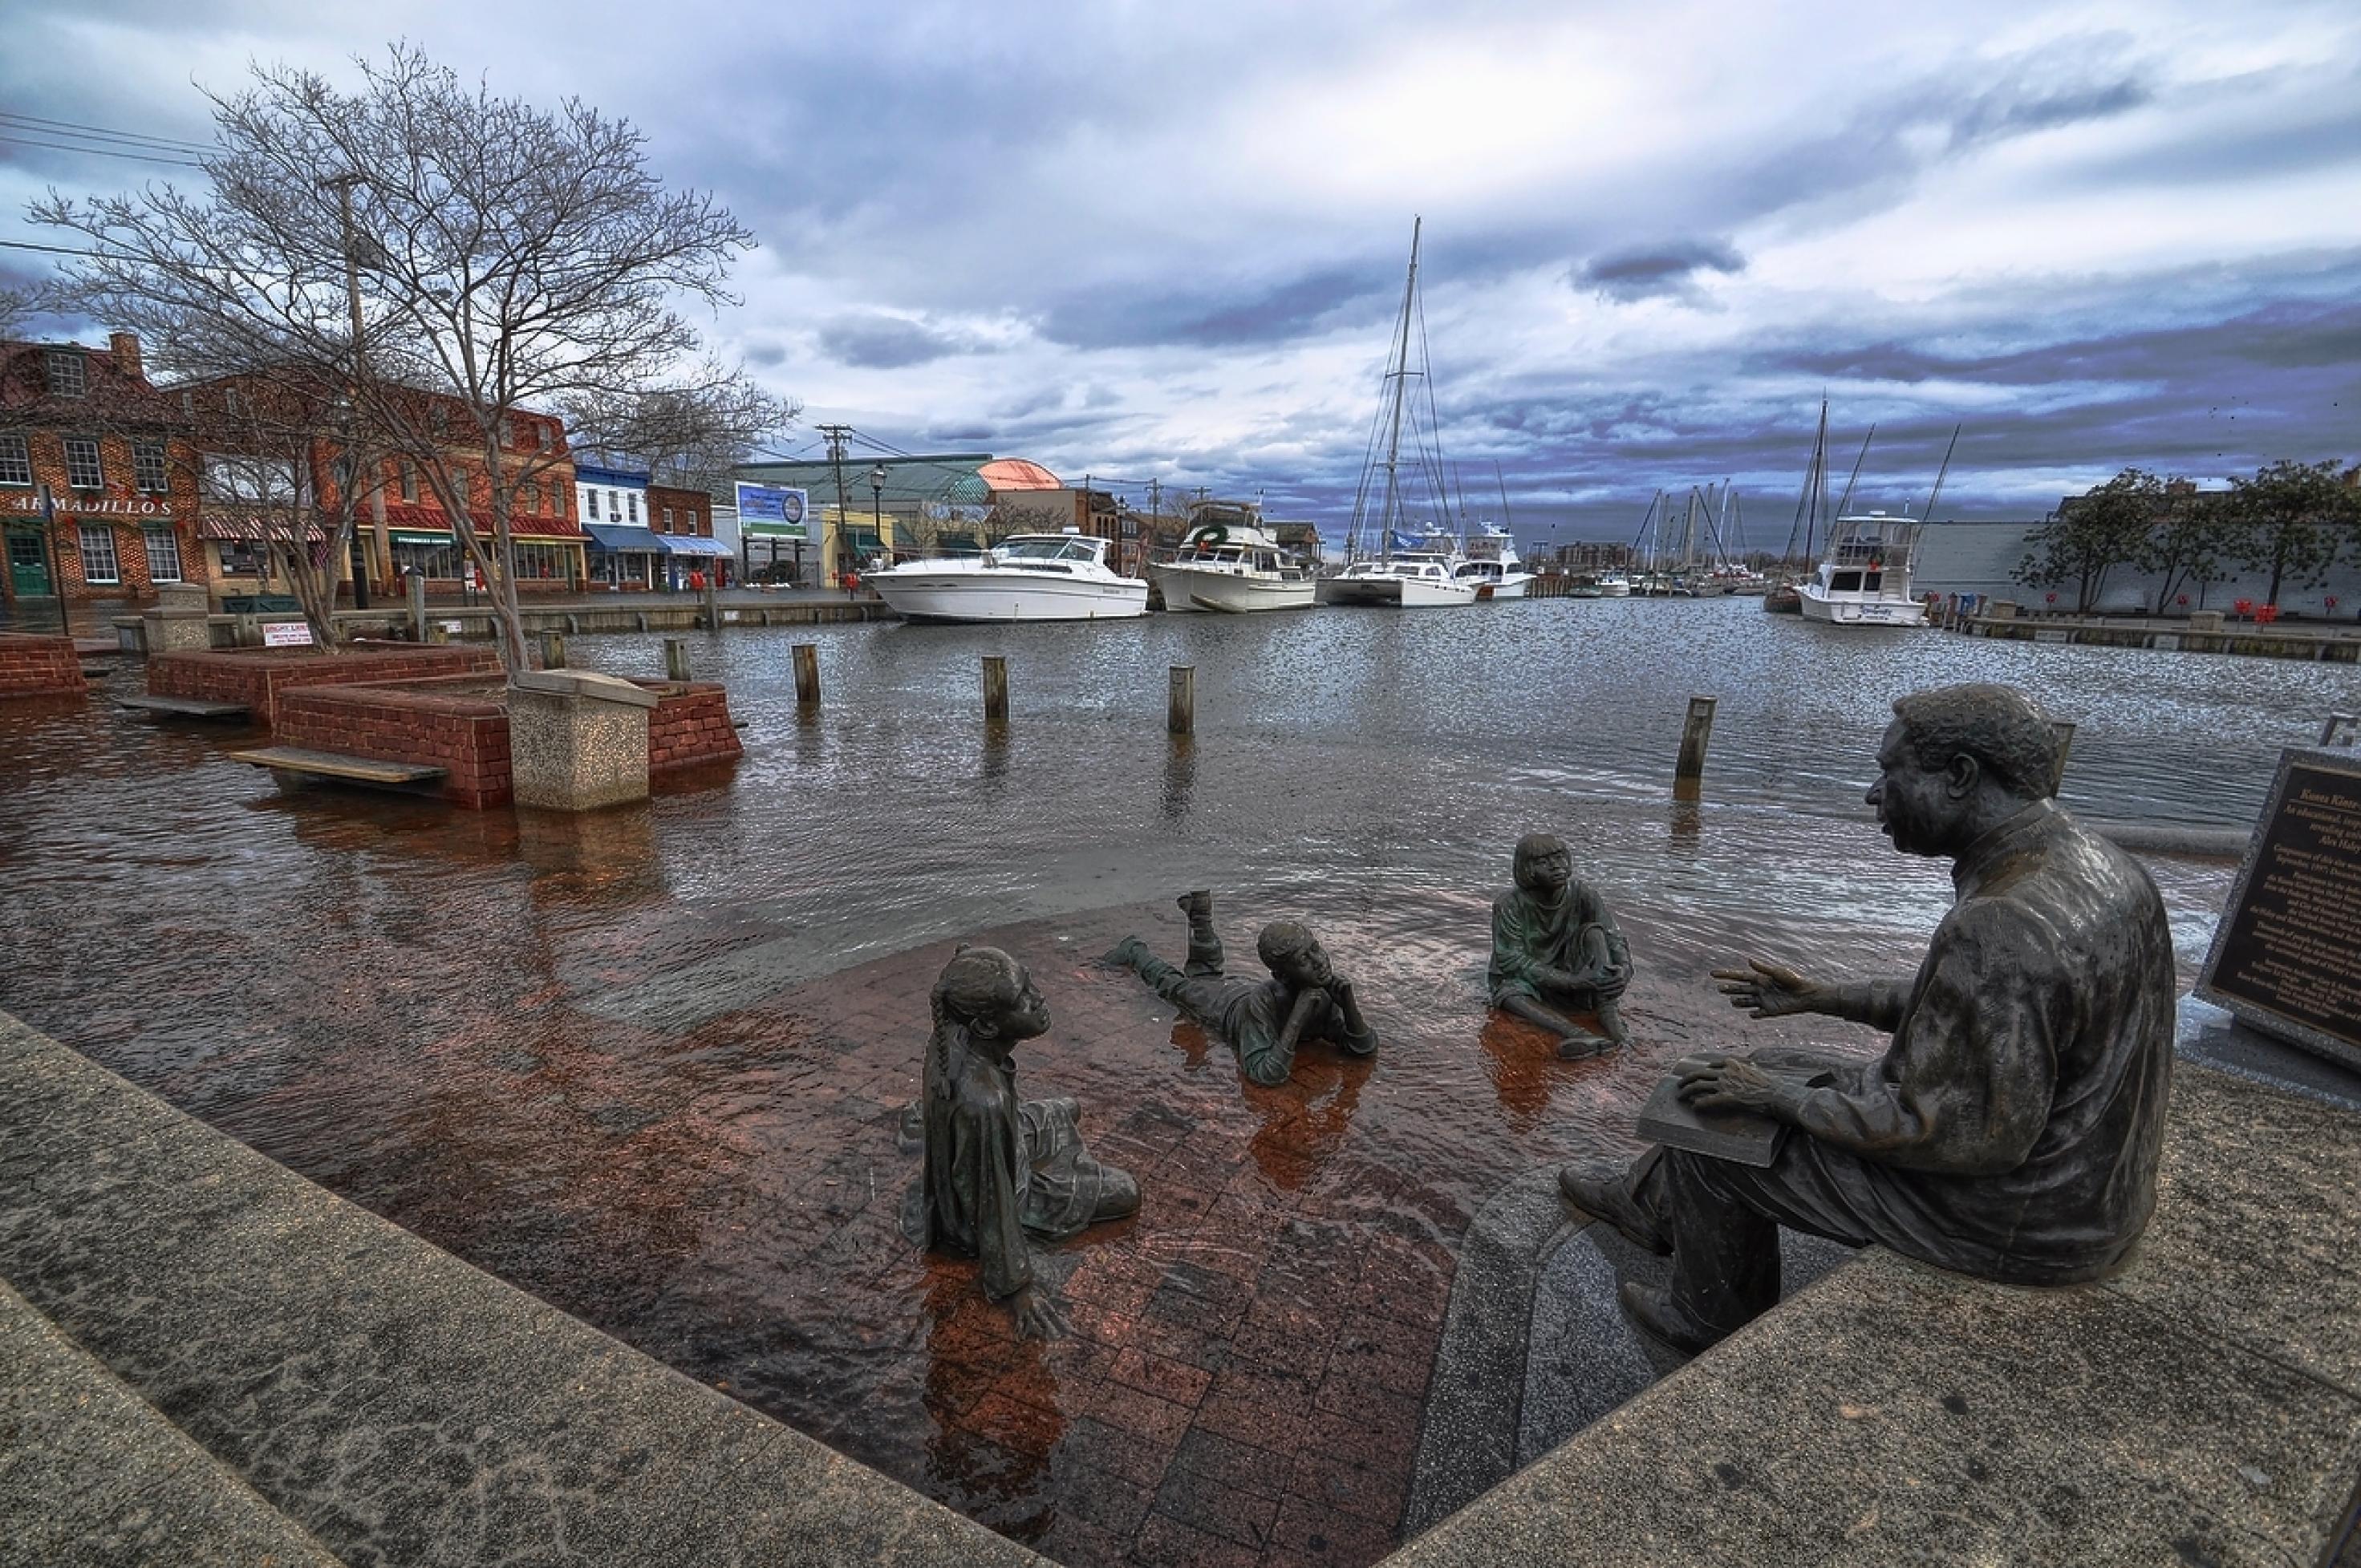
[1951,799,2059,897]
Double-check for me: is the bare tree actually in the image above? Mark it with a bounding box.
[563,371,797,492]
[37,43,763,672]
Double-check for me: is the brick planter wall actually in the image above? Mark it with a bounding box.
[274,679,513,808]
[644,683,743,772]
[0,634,88,700]
[149,645,498,727]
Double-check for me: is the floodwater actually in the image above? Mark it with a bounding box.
[0,597,2307,1563]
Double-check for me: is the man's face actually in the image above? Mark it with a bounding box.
[1865,719,1956,858]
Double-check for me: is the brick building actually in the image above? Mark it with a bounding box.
[0,333,204,608]
[371,399,584,596]
[647,482,730,587]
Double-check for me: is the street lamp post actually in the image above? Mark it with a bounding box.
[868,464,887,570]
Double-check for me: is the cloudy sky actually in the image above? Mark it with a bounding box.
[5,0,2359,542]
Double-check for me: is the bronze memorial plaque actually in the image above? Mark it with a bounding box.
[2200,748,2361,1069]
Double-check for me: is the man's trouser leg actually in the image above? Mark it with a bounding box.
[1635,1147,1783,1338]
[1184,905,1224,977]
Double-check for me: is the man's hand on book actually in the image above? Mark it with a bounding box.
[1674,1055,1802,1117]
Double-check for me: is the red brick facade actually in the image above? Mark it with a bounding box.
[2,335,205,606]
[647,683,743,771]
[0,633,88,699]
[275,681,513,808]
[148,645,499,727]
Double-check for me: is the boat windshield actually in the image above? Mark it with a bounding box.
[996,537,1101,563]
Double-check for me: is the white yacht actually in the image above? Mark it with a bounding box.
[1592,571,1632,598]
[1149,503,1316,614]
[1453,522,1537,600]
[1317,551,1479,608]
[867,529,1149,623]
[1797,513,1929,627]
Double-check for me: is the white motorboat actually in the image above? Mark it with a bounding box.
[1317,551,1479,607]
[1592,571,1632,598]
[1149,502,1317,614]
[1797,513,1929,627]
[867,529,1149,623]
[1454,522,1537,600]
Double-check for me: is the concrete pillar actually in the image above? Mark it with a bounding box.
[507,670,659,812]
[142,581,213,654]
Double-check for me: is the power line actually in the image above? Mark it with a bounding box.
[0,237,106,257]
[0,134,205,169]
[0,111,213,154]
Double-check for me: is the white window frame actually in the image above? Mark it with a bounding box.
[0,433,28,487]
[144,525,182,582]
[46,350,87,398]
[78,524,120,584]
[64,436,104,490]
[133,439,170,495]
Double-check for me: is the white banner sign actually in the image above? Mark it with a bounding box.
[262,621,315,648]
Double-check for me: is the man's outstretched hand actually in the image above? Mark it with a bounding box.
[1711,958,1822,1019]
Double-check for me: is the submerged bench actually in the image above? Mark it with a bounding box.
[226,746,446,792]
[115,694,251,720]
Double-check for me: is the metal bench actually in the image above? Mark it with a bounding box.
[226,747,447,793]
[115,695,253,721]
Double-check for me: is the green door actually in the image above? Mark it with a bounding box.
[7,528,51,598]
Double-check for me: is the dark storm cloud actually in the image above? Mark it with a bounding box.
[1572,241,1746,302]
[815,313,972,370]
[1037,267,1388,350]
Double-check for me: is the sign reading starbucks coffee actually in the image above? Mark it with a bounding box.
[2200,748,2361,1068]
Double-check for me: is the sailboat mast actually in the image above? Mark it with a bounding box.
[1807,399,1828,562]
[1921,423,1961,521]
[1377,217,1422,557]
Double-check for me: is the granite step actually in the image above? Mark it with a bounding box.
[0,1277,347,1568]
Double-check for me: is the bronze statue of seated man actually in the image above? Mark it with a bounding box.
[1106,891,1376,1088]
[901,946,1138,1339]
[1489,831,1634,1059]
[1560,684,2175,1355]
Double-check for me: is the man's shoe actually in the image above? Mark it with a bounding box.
[1556,1164,1671,1255]
[1102,936,1148,969]
[1617,1281,1727,1356]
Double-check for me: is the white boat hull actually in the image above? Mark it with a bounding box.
[1463,572,1536,600]
[872,571,1149,623]
[1150,564,1316,614]
[1316,573,1479,608]
[1798,589,1928,627]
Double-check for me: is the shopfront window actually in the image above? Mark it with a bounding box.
[513,542,568,580]
[79,524,120,584]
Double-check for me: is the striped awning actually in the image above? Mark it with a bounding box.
[657,534,732,557]
[198,513,327,544]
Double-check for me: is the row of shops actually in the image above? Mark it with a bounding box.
[581,523,734,589]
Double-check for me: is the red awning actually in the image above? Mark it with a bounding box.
[382,503,583,538]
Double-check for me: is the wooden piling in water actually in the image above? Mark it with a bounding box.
[665,638,692,683]
[793,643,821,707]
[1674,696,1716,797]
[1168,665,1195,735]
[982,655,1008,723]
[538,631,566,670]
[2049,719,2076,794]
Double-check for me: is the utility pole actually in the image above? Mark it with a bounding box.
[817,423,853,583]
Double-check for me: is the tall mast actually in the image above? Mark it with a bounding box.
[1921,424,1961,521]
[1807,398,1828,562]
[1377,217,1422,558]
[1833,423,1876,521]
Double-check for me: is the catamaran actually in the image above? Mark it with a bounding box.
[1317,217,1478,609]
